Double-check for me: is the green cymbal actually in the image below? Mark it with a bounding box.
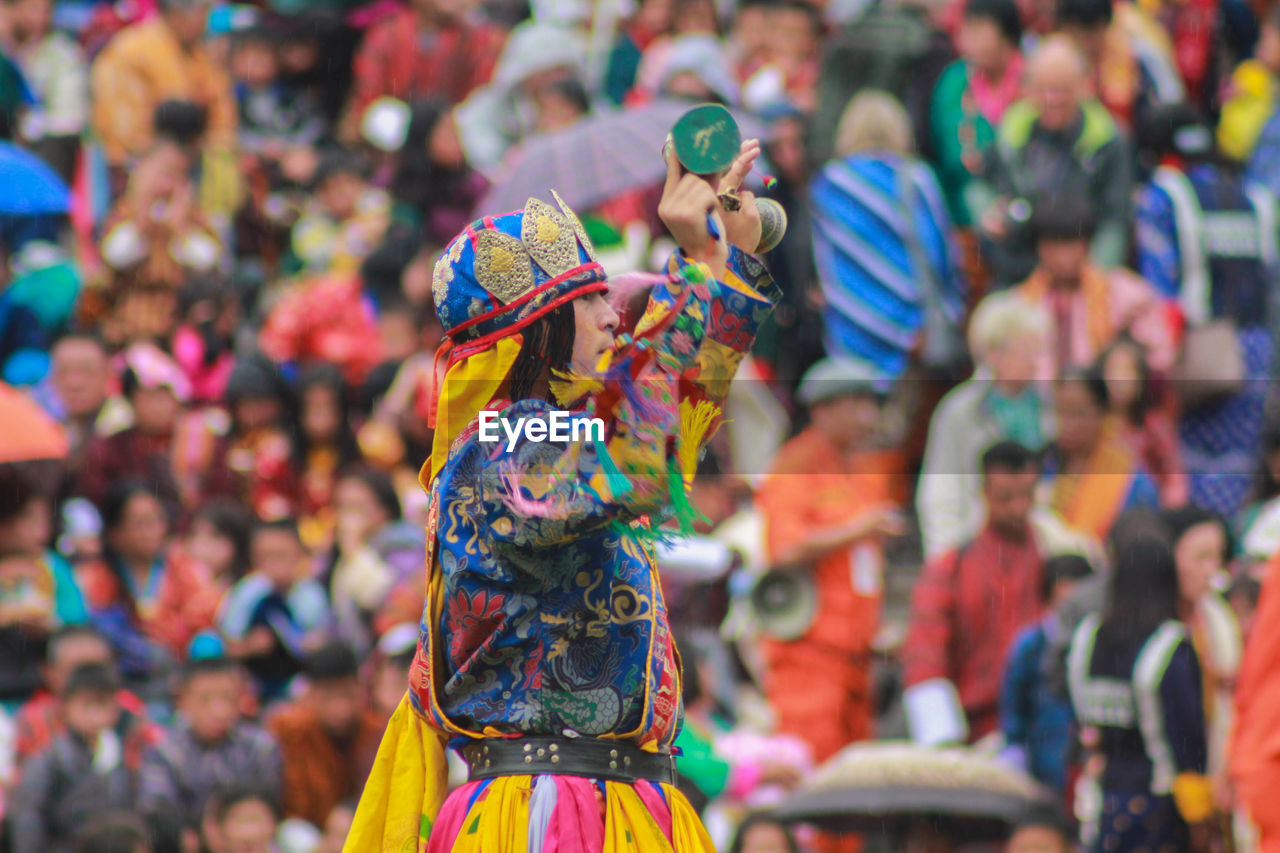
[671,103,741,176]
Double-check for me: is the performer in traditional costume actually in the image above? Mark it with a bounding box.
[344,119,777,852]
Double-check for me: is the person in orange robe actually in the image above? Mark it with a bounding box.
[754,358,905,765]
[1231,554,1280,852]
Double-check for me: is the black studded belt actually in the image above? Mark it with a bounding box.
[462,736,678,785]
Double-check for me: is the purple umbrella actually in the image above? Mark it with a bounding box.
[478,99,769,214]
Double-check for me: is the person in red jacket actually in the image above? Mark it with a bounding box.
[902,440,1046,744]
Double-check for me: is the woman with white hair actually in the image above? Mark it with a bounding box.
[810,90,968,382]
[916,291,1055,558]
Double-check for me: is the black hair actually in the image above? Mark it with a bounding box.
[544,77,592,118]
[336,465,402,522]
[1099,534,1181,651]
[207,780,282,824]
[0,462,40,527]
[728,813,802,853]
[303,640,361,682]
[178,655,244,688]
[1162,505,1231,563]
[964,0,1022,45]
[1251,420,1280,503]
[980,440,1039,477]
[1058,366,1110,411]
[509,302,577,402]
[1095,335,1153,424]
[313,146,369,188]
[100,481,170,618]
[1135,101,1217,166]
[64,661,123,699]
[675,632,703,708]
[292,362,361,472]
[1041,553,1094,603]
[47,624,113,665]
[1010,802,1077,842]
[191,499,255,581]
[73,813,151,853]
[361,224,432,305]
[1056,0,1112,29]
[394,98,479,225]
[1030,193,1097,243]
[153,99,208,147]
[1107,507,1170,559]
[231,24,278,51]
[144,808,186,853]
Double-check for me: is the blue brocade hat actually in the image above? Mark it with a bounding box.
[432,191,608,359]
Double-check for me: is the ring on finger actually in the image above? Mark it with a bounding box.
[718,190,742,212]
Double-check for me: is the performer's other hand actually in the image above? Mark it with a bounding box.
[718,139,763,255]
[659,143,728,277]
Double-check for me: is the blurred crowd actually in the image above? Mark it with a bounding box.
[3,0,1280,850]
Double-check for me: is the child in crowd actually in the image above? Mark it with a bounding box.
[268,641,382,827]
[201,782,284,853]
[138,656,283,831]
[291,149,390,275]
[230,25,327,159]
[219,519,331,702]
[999,553,1096,793]
[172,277,240,406]
[13,625,160,767]
[184,499,255,591]
[11,663,140,853]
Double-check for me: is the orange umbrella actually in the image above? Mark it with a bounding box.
[0,382,69,462]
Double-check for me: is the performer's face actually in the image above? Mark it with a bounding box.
[571,292,620,374]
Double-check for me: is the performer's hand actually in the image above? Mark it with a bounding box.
[659,142,728,277]
[718,139,763,255]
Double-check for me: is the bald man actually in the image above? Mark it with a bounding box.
[966,35,1132,287]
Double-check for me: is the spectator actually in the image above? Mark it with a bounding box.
[72,813,153,853]
[38,334,129,462]
[1134,102,1275,519]
[0,0,88,181]
[96,140,222,346]
[810,90,967,381]
[1097,335,1188,507]
[316,800,357,853]
[323,467,424,654]
[172,276,239,405]
[182,500,254,590]
[0,463,87,709]
[603,0,675,104]
[344,0,506,138]
[753,357,904,763]
[917,292,1052,559]
[903,441,1045,745]
[1000,553,1095,793]
[390,99,488,246]
[290,148,390,276]
[972,36,1131,286]
[267,641,382,828]
[928,0,1024,228]
[229,24,327,159]
[138,656,281,829]
[1164,507,1241,790]
[76,343,192,522]
[89,0,237,170]
[77,482,221,701]
[1056,0,1184,130]
[1066,535,1212,852]
[292,364,361,547]
[1231,549,1280,851]
[1012,194,1174,377]
[13,625,160,768]
[1005,803,1077,853]
[1042,369,1161,542]
[11,663,140,853]
[218,518,331,702]
[208,355,298,520]
[367,623,416,723]
[200,782,283,853]
[1219,7,1280,162]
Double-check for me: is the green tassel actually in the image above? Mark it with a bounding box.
[593,434,632,499]
[667,453,707,535]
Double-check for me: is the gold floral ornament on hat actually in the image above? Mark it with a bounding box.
[474,229,536,303]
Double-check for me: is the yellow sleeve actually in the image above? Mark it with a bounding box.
[1218,61,1277,162]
